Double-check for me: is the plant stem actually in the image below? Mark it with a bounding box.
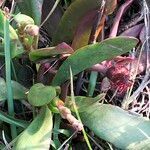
[11,60,17,81]
[87,71,98,97]
[70,67,92,150]
[4,19,17,138]
[53,114,61,148]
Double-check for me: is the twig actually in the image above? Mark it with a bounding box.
[143,0,150,73]
[2,130,11,150]
[130,73,150,101]
[57,131,77,150]
[10,0,16,14]
[123,0,150,109]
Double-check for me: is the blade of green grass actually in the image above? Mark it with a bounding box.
[0,110,29,128]
[4,19,17,138]
[53,114,61,148]
[87,71,98,97]
[70,67,92,150]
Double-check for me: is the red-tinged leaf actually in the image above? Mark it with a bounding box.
[53,0,117,44]
[52,37,138,86]
[56,42,74,53]
[72,10,106,50]
[29,42,74,61]
[71,10,97,50]
[120,24,144,37]
[139,26,146,43]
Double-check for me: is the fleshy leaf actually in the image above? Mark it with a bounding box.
[16,0,44,25]
[14,106,53,150]
[0,10,18,40]
[65,94,105,112]
[14,14,35,27]
[71,10,97,50]
[29,42,74,61]
[52,36,138,86]
[80,103,150,149]
[27,83,56,106]
[0,10,24,58]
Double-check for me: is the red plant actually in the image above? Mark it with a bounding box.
[105,56,134,95]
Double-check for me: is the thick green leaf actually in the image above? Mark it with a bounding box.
[0,78,28,101]
[17,0,44,25]
[52,36,138,86]
[29,42,74,61]
[0,10,18,40]
[14,14,35,27]
[71,10,97,50]
[80,103,150,149]
[14,106,53,150]
[11,80,28,100]
[65,94,105,112]
[0,110,29,128]
[0,41,24,58]
[53,0,116,44]
[0,10,24,58]
[28,83,56,106]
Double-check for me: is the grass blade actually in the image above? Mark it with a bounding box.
[70,67,92,150]
[0,110,29,128]
[4,19,17,138]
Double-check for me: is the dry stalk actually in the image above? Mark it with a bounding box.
[56,100,83,131]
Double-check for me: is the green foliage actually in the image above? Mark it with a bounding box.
[0,77,6,101]
[27,83,56,106]
[14,14,35,27]
[80,103,150,149]
[0,77,28,101]
[53,0,101,44]
[0,0,147,149]
[0,110,29,128]
[29,43,74,61]
[17,0,44,25]
[0,10,24,58]
[0,10,18,40]
[14,106,53,149]
[52,36,138,86]
[65,94,105,112]
[4,18,17,138]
